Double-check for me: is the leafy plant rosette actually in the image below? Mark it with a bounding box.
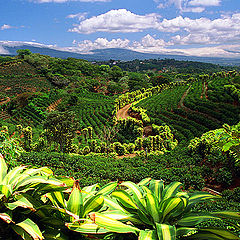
[72,178,240,240]
[0,153,68,239]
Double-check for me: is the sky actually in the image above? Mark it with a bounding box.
[0,0,240,57]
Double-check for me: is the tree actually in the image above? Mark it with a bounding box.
[43,111,79,153]
[109,66,124,82]
[16,49,32,59]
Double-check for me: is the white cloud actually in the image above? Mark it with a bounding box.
[1,24,14,30]
[189,0,220,6]
[32,0,110,3]
[69,11,240,48]
[182,7,205,12]
[69,9,161,34]
[154,0,221,12]
[70,36,240,58]
[72,38,130,53]
[67,12,88,21]
[1,24,25,30]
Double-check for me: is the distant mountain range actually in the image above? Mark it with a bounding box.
[1,41,240,66]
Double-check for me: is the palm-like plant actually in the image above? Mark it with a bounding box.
[91,178,240,240]
[46,180,126,236]
[0,154,67,239]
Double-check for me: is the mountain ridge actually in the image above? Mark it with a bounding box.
[1,42,240,66]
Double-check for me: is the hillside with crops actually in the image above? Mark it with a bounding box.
[0,51,240,240]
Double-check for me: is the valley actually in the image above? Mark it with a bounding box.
[0,51,240,240]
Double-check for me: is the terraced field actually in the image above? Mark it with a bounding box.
[0,60,52,97]
[136,77,240,142]
[59,91,115,138]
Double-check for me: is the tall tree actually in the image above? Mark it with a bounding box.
[43,111,79,153]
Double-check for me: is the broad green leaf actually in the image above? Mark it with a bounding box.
[82,183,100,193]
[210,211,240,220]
[103,196,126,212]
[186,192,218,212]
[188,233,227,240]
[13,218,43,240]
[37,205,79,221]
[12,226,33,240]
[142,186,160,223]
[139,230,157,240]
[138,178,152,186]
[162,182,182,200]
[66,221,109,234]
[15,176,65,190]
[120,181,146,211]
[112,189,138,210]
[156,223,176,240]
[176,227,197,237]
[160,197,183,222]
[0,212,13,224]
[46,191,65,209]
[6,196,35,211]
[101,210,142,224]
[149,179,164,201]
[177,214,220,227]
[38,167,53,175]
[67,181,83,219]
[137,209,154,226]
[0,154,7,183]
[97,182,117,196]
[34,182,67,196]
[83,194,104,217]
[198,228,240,239]
[0,184,12,198]
[188,192,218,204]
[3,166,26,185]
[57,176,74,188]
[89,212,140,234]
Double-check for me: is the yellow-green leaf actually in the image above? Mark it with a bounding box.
[112,190,138,210]
[89,212,140,234]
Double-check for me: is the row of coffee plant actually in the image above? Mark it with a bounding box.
[114,81,186,112]
[0,61,52,97]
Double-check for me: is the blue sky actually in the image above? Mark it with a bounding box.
[0,0,240,57]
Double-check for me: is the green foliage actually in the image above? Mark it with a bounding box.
[16,49,32,59]
[0,154,67,239]
[106,178,240,240]
[18,146,207,190]
[222,187,240,203]
[43,111,79,153]
[189,122,240,167]
[0,126,24,167]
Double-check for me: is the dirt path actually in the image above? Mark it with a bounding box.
[178,86,191,109]
[201,81,208,99]
[46,98,62,112]
[178,85,221,124]
[117,153,136,159]
[116,104,131,120]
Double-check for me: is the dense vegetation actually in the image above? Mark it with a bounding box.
[0,51,240,239]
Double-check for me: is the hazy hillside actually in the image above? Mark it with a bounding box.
[1,42,240,66]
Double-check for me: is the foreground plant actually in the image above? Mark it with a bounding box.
[0,154,67,239]
[91,178,240,240]
[47,180,125,238]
